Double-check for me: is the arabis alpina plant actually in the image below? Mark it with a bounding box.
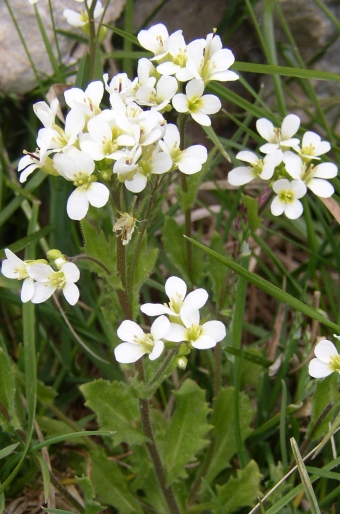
[309,340,340,378]
[228,150,283,186]
[1,249,39,302]
[256,114,300,156]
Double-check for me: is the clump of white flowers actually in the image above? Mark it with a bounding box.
[228,114,338,220]
[1,249,80,305]
[114,276,226,365]
[17,23,237,230]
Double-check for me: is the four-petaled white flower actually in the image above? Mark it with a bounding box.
[257,114,300,155]
[141,276,208,319]
[166,307,226,349]
[114,316,171,363]
[309,340,340,378]
[172,79,221,126]
[294,131,331,161]
[63,0,104,28]
[1,249,36,302]
[283,151,337,198]
[271,179,307,219]
[228,150,283,186]
[137,23,169,61]
[54,147,109,220]
[29,262,80,305]
[159,124,207,174]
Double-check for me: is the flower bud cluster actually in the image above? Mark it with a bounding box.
[18,23,238,222]
[1,249,80,305]
[228,114,338,219]
[114,276,226,365]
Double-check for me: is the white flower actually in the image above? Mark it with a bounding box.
[36,108,85,156]
[159,124,207,174]
[166,307,226,349]
[172,79,221,126]
[120,145,172,194]
[1,249,35,302]
[64,81,104,122]
[271,179,307,219]
[63,0,104,28]
[309,340,340,378]
[186,34,238,85]
[135,75,178,111]
[228,150,283,186]
[257,114,300,155]
[137,23,169,61]
[29,262,80,305]
[141,276,208,319]
[156,30,194,82]
[294,131,331,161]
[18,151,58,183]
[33,98,59,128]
[283,151,337,198]
[114,316,170,363]
[103,73,137,104]
[53,147,109,220]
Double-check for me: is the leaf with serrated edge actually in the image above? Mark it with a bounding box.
[205,388,253,485]
[80,379,148,446]
[162,379,212,486]
[216,460,262,513]
[89,449,144,514]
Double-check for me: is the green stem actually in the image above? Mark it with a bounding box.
[70,253,111,275]
[86,0,97,81]
[178,113,193,284]
[127,178,159,302]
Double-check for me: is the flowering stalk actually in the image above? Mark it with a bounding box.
[86,0,98,82]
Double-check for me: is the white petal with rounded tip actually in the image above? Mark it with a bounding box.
[236,151,258,165]
[117,320,144,342]
[87,183,110,208]
[31,282,55,303]
[29,264,54,282]
[165,276,187,300]
[309,359,333,378]
[281,114,300,139]
[149,340,164,360]
[125,173,147,193]
[63,282,80,305]
[259,143,279,154]
[141,303,171,316]
[60,262,80,282]
[191,111,211,126]
[314,163,337,179]
[308,179,334,198]
[166,323,187,342]
[192,336,216,349]
[151,315,170,340]
[256,118,275,142]
[181,307,200,328]
[228,166,255,186]
[271,197,285,216]
[172,94,189,113]
[186,79,204,98]
[67,189,89,220]
[200,95,221,114]
[314,340,338,362]
[21,278,35,302]
[284,201,303,220]
[202,320,226,342]
[114,342,148,363]
[183,289,208,310]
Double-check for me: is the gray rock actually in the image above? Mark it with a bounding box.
[0,0,125,94]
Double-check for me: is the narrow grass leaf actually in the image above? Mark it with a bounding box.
[0,443,20,460]
[185,237,340,333]
[290,437,321,514]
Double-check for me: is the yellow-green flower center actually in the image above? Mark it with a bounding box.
[329,354,340,373]
[188,97,203,113]
[134,333,154,349]
[73,172,96,188]
[185,324,203,344]
[48,271,66,289]
[278,190,294,204]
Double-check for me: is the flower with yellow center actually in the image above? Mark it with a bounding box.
[172,79,221,126]
[271,179,307,219]
[29,262,80,305]
[309,340,340,378]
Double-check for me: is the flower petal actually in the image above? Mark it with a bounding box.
[149,340,164,360]
[117,319,145,342]
[314,340,338,363]
[151,315,170,340]
[63,282,80,305]
[202,320,226,342]
[309,358,333,378]
[114,342,148,363]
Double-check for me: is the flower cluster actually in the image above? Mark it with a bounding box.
[228,114,338,219]
[114,276,226,365]
[1,249,80,305]
[18,23,237,224]
[309,337,340,378]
